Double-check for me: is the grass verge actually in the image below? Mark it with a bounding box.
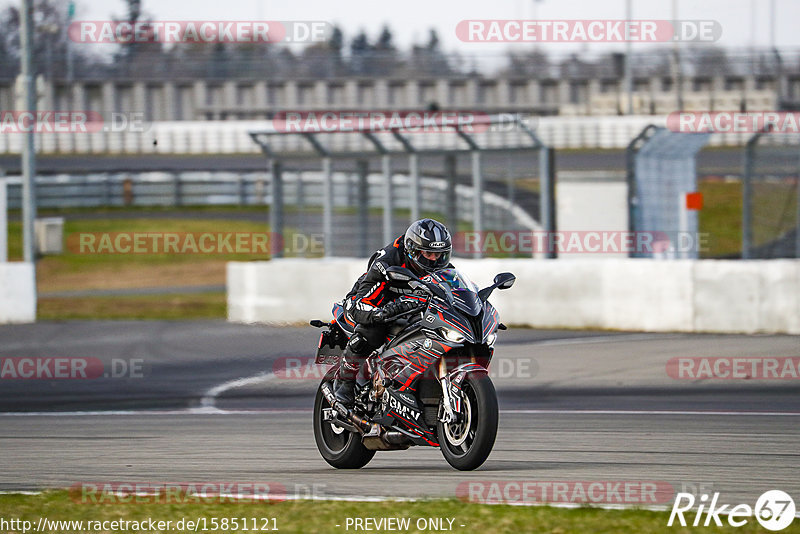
[37,293,226,320]
[4,492,798,534]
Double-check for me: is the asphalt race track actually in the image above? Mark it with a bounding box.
[1,321,798,508]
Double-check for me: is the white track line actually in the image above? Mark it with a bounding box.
[190,334,677,412]
[0,330,790,418]
[194,371,276,413]
[502,409,800,416]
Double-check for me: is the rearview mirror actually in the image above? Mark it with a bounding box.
[494,272,516,290]
[385,266,418,282]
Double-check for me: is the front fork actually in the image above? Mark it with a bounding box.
[439,357,486,424]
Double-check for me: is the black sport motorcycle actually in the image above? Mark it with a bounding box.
[310,266,515,471]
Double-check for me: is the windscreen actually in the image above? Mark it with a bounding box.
[429,268,482,316]
[432,268,479,293]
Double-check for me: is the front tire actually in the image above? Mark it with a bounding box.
[437,372,498,471]
[313,370,375,469]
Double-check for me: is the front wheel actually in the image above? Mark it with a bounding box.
[313,369,375,469]
[437,372,498,471]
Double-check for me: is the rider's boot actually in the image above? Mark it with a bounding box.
[335,331,374,409]
[334,348,360,409]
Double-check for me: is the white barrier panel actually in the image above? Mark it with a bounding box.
[0,262,36,323]
[227,259,368,324]
[0,116,754,155]
[556,173,628,260]
[227,258,800,334]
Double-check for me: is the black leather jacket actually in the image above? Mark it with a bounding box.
[343,236,408,325]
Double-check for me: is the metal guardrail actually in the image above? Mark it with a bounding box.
[0,172,539,258]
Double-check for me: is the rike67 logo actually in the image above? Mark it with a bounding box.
[668,490,796,531]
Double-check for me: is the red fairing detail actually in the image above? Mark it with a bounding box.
[318,333,324,348]
[361,281,387,306]
[437,310,471,338]
[483,311,498,336]
[389,410,434,437]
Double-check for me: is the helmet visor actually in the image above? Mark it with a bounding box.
[412,249,451,271]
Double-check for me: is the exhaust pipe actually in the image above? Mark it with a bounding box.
[320,384,410,450]
[383,431,408,445]
[320,383,375,434]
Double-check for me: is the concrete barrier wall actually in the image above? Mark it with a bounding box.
[0,263,36,323]
[227,258,800,334]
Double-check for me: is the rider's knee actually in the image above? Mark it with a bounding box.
[346,333,372,357]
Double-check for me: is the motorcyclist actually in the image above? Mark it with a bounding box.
[334,218,453,408]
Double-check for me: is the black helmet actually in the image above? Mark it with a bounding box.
[404,218,452,274]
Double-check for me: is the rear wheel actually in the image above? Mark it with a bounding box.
[313,369,375,469]
[437,372,498,471]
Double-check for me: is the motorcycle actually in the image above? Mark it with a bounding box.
[310,265,515,471]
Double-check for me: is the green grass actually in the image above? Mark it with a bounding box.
[697,179,798,258]
[37,293,226,320]
[6,218,277,264]
[2,492,796,534]
[697,180,742,258]
[4,214,284,320]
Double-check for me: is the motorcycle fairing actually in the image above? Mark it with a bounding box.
[481,303,500,340]
[373,388,438,446]
[378,336,456,393]
[424,303,475,342]
[332,303,356,336]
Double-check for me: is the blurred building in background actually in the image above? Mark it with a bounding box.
[0,49,796,120]
[1,1,799,120]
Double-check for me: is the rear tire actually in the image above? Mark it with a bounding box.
[437,372,498,471]
[313,369,375,469]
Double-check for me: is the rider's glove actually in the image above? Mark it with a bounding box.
[373,298,426,323]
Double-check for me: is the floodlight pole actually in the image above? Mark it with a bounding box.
[0,170,7,262]
[519,119,557,258]
[624,0,633,115]
[392,131,420,222]
[20,0,37,264]
[356,160,369,257]
[456,130,483,259]
[269,160,283,258]
[322,157,333,257]
[363,132,393,244]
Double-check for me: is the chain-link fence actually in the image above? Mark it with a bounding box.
[743,134,800,259]
[627,126,710,259]
[259,152,544,258]
[250,117,552,258]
